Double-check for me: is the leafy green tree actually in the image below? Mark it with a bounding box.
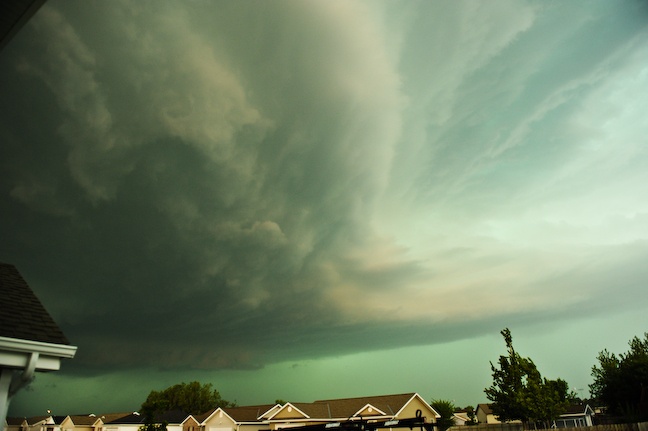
[590,332,648,421]
[462,406,477,426]
[141,381,236,421]
[430,399,457,431]
[485,328,572,427]
[140,423,167,431]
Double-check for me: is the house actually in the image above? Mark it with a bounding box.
[8,393,438,431]
[264,393,438,430]
[61,415,101,431]
[0,263,77,428]
[553,404,595,428]
[452,411,470,426]
[4,417,26,431]
[186,393,437,431]
[4,415,77,431]
[475,404,498,424]
[193,404,278,431]
[59,413,133,431]
[103,411,186,431]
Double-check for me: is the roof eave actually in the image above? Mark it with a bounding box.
[0,336,77,358]
[0,336,77,371]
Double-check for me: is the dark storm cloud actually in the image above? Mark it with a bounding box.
[0,0,407,372]
[2,0,648,386]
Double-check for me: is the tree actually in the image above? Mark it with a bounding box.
[141,381,236,421]
[430,399,457,431]
[590,332,648,422]
[140,423,167,431]
[462,406,477,426]
[485,328,572,428]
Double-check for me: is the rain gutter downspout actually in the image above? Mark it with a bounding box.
[0,352,40,430]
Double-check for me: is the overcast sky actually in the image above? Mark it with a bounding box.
[2,0,648,417]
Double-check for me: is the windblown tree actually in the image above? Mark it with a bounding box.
[485,328,573,428]
[430,399,457,431]
[141,381,236,421]
[590,332,648,422]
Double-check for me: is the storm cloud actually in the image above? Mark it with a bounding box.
[2,0,648,415]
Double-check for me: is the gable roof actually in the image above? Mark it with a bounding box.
[104,413,145,425]
[0,263,70,345]
[476,404,493,415]
[264,393,433,422]
[560,404,594,416]
[267,403,314,420]
[313,393,421,419]
[64,415,100,426]
[95,413,134,424]
[222,405,279,422]
[107,410,188,425]
[6,417,27,426]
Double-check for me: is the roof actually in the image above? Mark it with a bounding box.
[66,415,102,426]
[5,417,27,425]
[0,262,70,345]
[561,404,594,416]
[104,413,144,425]
[0,0,47,51]
[95,413,134,424]
[222,405,279,422]
[105,410,187,425]
[312,393,419,418]
[266,393,426,421]
[476,404,493,414]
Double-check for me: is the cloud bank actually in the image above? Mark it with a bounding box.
[1,0,648,377]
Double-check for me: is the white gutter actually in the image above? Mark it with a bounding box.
[0,336,77,358]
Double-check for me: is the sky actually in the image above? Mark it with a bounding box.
[1,0,648,418]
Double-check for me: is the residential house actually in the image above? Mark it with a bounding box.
[4,417,26,431]
[194,404,278,431]
[452,411,470,426]
[61,415,101,431]
[59,413,132,431]
[475,404,498,424]
[264,393,438,430]
[187,393,437,431]
[104,411,186,431]
[553,404,595,428]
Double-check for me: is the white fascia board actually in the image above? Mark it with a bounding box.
[0,336,77,371]
[0,336,77,358]
[352,404,387,418]
[394,393,440,419]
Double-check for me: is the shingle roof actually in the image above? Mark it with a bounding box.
[0,0,47,51]
[222,405,278,422]
[95,413,134,424]
[5,417,27,425]
[105,410,187,425]
[0,262,70,345]
[105,413,145,425]
[311,393,417,418]
[562,404,592,415]
[67,415,101,426]
[476,404,493,414]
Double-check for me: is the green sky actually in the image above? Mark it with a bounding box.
[1,0,648,417]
